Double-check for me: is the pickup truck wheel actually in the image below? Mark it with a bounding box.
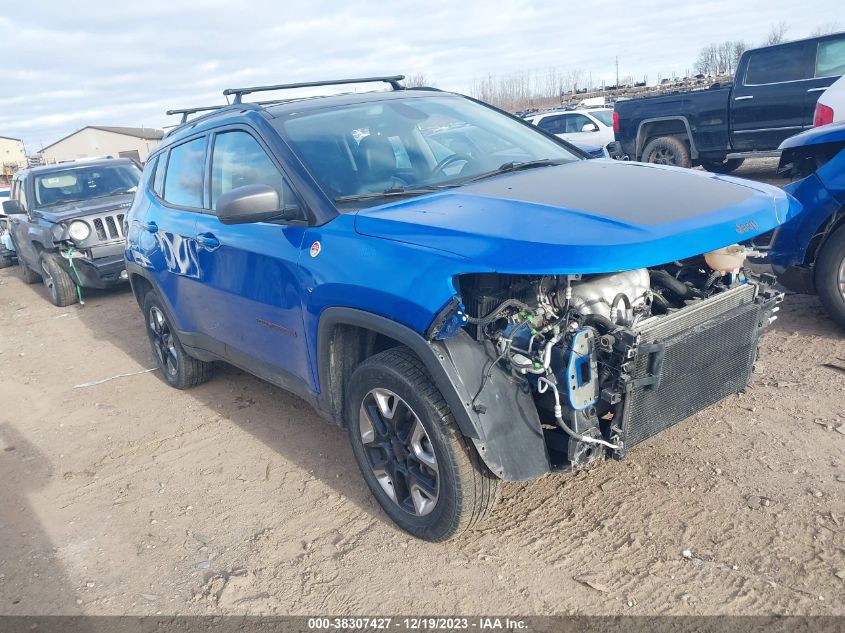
[701,158,745,174]
[642,136,691,168]
[815,224,845,329]
[40,254,79,307]
[143,292,214,389]
[345,347,500,542]
[18,256,42,284]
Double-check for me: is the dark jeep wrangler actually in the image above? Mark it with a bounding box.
[3,158,142,306]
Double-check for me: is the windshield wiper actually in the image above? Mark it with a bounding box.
[459,158,565,184]
[335,185,452,203]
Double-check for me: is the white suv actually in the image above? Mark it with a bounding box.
[525,108,615,147]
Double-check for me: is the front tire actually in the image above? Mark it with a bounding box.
[40,254,79,307]
[700,157,744,174]
[345,347,500,541]
[641,136,691,168]
[142,291,214,389]
[815,224,845,329]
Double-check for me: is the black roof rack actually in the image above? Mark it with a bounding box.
[223,75,405,104]
[166,105,228,124]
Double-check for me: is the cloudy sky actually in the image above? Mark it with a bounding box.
[1,0,840,151]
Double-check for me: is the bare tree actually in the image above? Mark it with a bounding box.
[765,21,789,45]
[694,43,718,75]
[405,72,434,88]
[810,22,841,36]
[562,68,585,95]
[732,40,748,71]
[695,40,747,75]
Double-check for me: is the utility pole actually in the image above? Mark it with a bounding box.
[615,56,619,87]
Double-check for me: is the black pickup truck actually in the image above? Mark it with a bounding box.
[613,32,845,172]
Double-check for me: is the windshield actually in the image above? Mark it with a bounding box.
[33,163,142,207]
[589,110,613,126]
[274,95,580,206]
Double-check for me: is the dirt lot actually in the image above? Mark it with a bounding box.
[1,160,844,616]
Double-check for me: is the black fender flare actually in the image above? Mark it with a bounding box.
[318,307,550,481]
[636,116,699,160]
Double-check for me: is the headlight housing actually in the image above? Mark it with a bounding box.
[68,220,91,242]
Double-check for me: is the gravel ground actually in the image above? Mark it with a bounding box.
[0,162,844,617]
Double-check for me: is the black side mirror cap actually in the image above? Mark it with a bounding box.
[2,199,24,215]
[216,184,290,225]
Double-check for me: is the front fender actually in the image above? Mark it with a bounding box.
[318,307,550,481]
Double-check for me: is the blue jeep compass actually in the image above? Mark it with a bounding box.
[126,76,796,541]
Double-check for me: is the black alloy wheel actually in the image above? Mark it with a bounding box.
[358,387,440,516]
[148,305,179,379]
[142,291,214,389]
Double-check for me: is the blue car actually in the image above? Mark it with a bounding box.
[765,122,845,328]
[125,76,794,541]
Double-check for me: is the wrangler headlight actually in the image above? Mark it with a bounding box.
[68,220,91,242]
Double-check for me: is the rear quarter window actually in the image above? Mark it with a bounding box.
[537,115,565,134]
[149,155,166,197]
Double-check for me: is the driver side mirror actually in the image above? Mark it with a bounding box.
[216,184,298,225]
[581,123,600,133]
[2,199,24,215]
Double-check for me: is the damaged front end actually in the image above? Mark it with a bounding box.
[432,250,781,475]
[49,215,129,289]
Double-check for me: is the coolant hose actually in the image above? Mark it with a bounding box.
[610,293,632,324]
[650,269,691,298]
[651,292,671,311]
[581,313,615,332]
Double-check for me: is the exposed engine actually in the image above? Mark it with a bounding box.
[454,245,780,471]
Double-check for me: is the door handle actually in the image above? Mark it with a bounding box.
[143,221,158,233]
[734,95,754,101]
[807,87,827,93]
[196,232,220,249]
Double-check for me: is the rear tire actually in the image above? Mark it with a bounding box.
[40,254,79,307]
[142,291,214,389]
[0,252,11,269]
[701,157,744,174]
[19,255,41,284]
[815,224,845,329]
[345,346,500,541]
[641,136,691,168]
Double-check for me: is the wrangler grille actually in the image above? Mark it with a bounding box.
[622,285,763,448]
[91,213,125,241]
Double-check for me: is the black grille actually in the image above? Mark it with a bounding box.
[91,214,124,241]
[622,285,762,448]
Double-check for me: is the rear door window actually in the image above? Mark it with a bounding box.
[744,42,814,85]
[816,36,845,77]
[163,137,207,208]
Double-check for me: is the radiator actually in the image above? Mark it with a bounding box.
[620,284,765,448]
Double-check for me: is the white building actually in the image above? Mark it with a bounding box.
[40,126,164,164]
[0,136,27,184]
